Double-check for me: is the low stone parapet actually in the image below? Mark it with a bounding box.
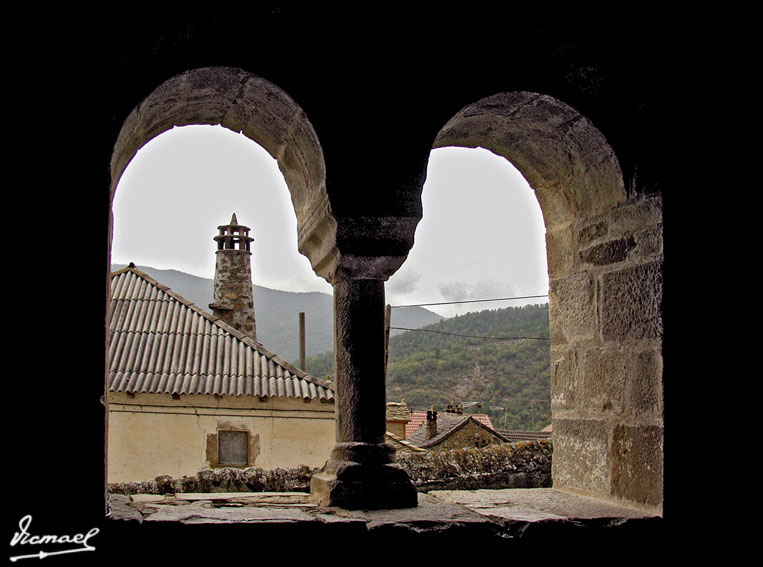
[108,440,552,496]
[109,465,315,495]
[397,440,552,492]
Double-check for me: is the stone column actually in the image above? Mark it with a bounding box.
[310,278,418,509]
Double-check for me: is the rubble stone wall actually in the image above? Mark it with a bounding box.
[397,440,552,492]
[108,440,552,495]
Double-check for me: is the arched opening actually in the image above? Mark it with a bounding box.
[385,146,551,431]
[388,146,548,318]
[111,123,331,295]
[106,69,662,514]
[430,92,663,513]
[106,68,340,486]
[109,67,335,283]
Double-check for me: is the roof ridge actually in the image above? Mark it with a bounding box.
[385,431,427,453]
[110,266,332,392]
[406,412,506,448]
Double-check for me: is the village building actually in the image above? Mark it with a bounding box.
[384,401,426,455]
[106,215,336,484]
[384,431,428,455]
[495,422,553,443]
[406,408,508,452]
[385,401,412,439]
[405,408,496,439]
[497,429,553,443]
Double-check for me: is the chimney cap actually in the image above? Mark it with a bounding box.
[214,213,254,249]
[217,212,251,231]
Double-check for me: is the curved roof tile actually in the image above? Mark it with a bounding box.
[108,266,334,402]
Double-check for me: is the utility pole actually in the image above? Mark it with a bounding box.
[384,304,392,376]
[299,312,306,370]
[491,406,506,429]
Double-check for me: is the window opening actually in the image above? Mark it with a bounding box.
[218,430,249,466]
[112,124,331,295]
[384,146,551,433]
[108,124,336,485]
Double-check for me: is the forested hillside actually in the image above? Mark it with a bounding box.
[304,303,551,431]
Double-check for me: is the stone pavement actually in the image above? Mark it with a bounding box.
[109,487,662,545]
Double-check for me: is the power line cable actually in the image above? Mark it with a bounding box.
[387,326,550,341]
[390,294,548,309]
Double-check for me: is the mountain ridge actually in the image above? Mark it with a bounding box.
[110,264,443,362]
[304,302,551,430]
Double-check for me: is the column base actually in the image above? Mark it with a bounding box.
[310,442,419,509]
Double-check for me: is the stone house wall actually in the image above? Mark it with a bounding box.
[427,420,507,452]
[108,392,335,484]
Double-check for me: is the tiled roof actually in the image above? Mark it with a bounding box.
[471,413,495,429]
[406,412,507,449]
[405,410,494,438]
[384,431,427,453]
[108,266,334,401]
[497,430,552,442]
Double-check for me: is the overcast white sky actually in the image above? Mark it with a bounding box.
[111,125,548,318]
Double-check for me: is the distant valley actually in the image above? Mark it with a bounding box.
[304,302,551,431]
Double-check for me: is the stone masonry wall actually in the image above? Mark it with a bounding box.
[425,420,507,452]
[108,441,552,495]
[109,465,316,495]
[211,250,256,338]
[547,194,663,511]
[397,440,552,492]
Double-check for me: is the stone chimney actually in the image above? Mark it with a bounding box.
[425,408,438,440]
[209,213,257,339]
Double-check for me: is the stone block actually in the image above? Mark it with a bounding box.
[534,181,579,228]
[579,346,662,420]
[551,418,610,495]
[609,196,662,236]
[234,75,300,159]
[624,348,663,420]
[549,273,597,343]
[628,225,664,264]
[550,346,579,411]
[545,225,573,279]
[578,236,636,266]
[562,118,625,216]
[310,463,419,510]
[600,261,663,342]
[580,347,628,415]
[279,115,326,199]
[611,424,663,509]
[577,219,608,247]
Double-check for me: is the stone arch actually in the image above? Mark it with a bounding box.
[109,66,336,281]
[433,91,626,234]
[432,92,663,513]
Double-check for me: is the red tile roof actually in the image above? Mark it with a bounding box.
[405,410,494,438]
